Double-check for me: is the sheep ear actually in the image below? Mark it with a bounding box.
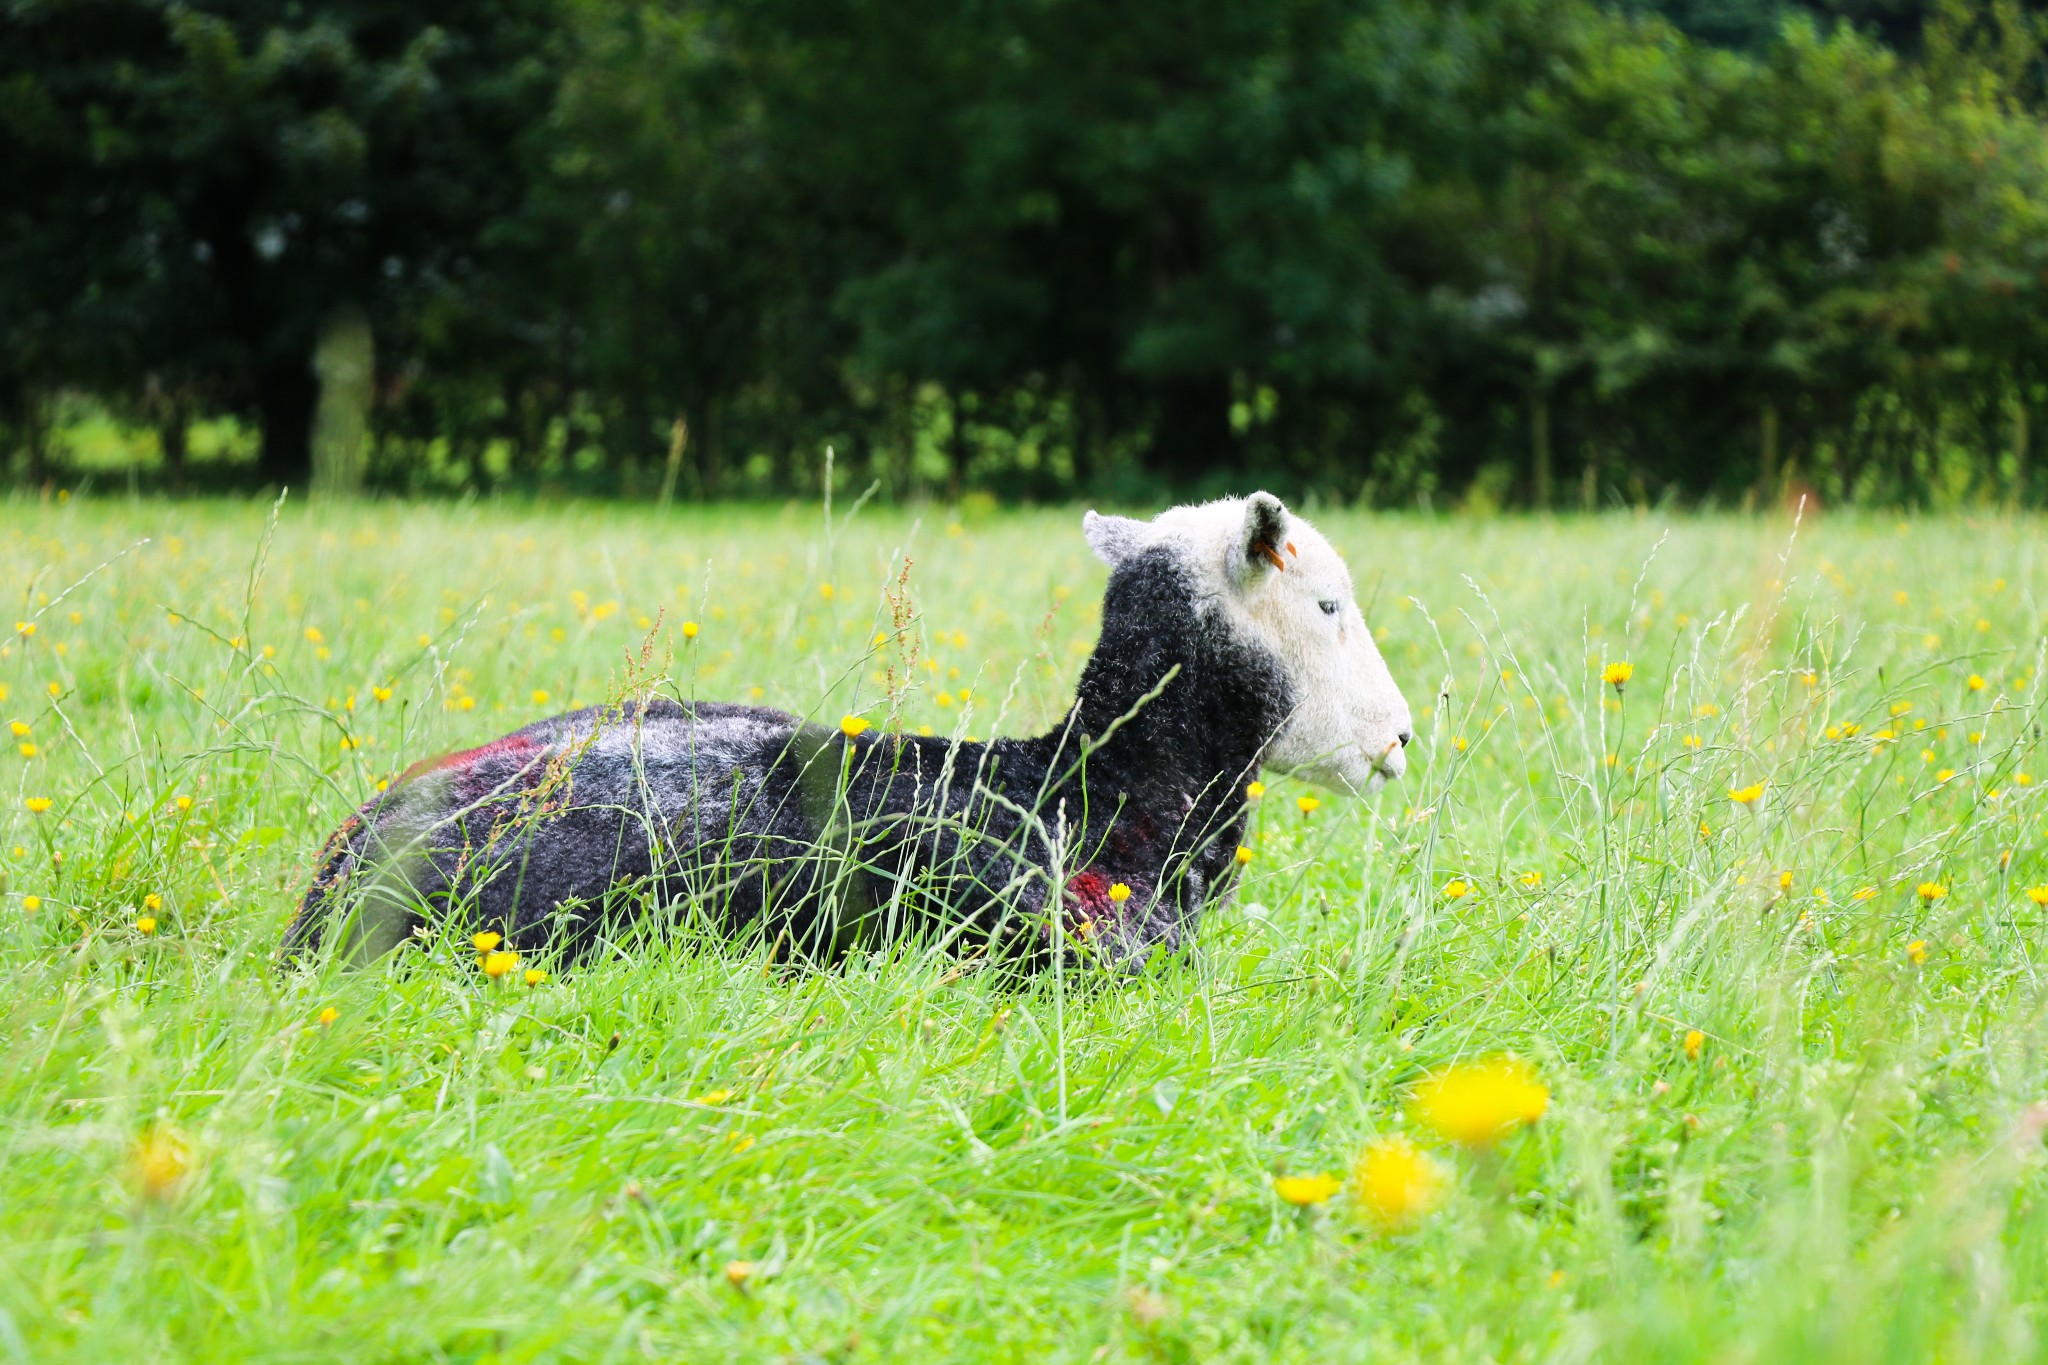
[1231,491,1290,588]
[1083,510,1148,567]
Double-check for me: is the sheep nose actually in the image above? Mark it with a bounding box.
[1397,730,1412,748]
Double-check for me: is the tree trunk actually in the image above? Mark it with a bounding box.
[157,394,189,492]
[948,391,971,502]
[1760,401,1780,498]
[311,304,375,498]
[1530,392,1553,509]
[256,351,318,491]
[2012,390,2031,508]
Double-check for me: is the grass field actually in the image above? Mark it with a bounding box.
[5,496,2048,1362]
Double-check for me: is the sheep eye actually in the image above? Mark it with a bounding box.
[1318,600,1340,617]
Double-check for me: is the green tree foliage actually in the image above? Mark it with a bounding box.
[0,0,563,485]
[4,0,2047,504]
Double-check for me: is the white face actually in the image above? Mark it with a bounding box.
[1084,492,1413,792]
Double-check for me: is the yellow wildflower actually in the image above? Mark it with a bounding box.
[143,893,162,911]
[1108,882,1132,903]
[695,1088,735,1105]
[7,721,26,737]
[1683,1029,1704,1061]
[1245,781,1265,800]
[1443,879,1471,900]
[21,895,40,912]
[473,931,503,952]
[135,916,157,935]
[1907,939,1927,965]
[523,969,548,987]
[318,1007,339,1026]
[1917,883,1946,903]
[840,715,871,738]
[1235,845,1254,865]
[1519,871,1542,888]
[1601,661,1633,689]
[1297,795,1321,815]
[1728,783,1764,805]
[18,742,35,758]
[1852,886,1877,901]
[1352,1137,1445,1229]
[2027,886,2048,906]
[128,1126,190,1202]
[24,797,51,814]
[482,950,519,978]
[531,689,551,706]
[682,620,700,640]
[1411,1056,1550,1146]
[1273,1173,1343,1207]
[1968,674,1987,692]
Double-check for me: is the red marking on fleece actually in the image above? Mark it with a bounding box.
[397,730,545,787]
[1065,869,1112,910]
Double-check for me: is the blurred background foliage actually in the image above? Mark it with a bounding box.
[4,0,2048,506]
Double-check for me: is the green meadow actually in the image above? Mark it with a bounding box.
[6,497,2048,1362]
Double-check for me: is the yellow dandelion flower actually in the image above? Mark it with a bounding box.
[318,1007,339,1026]
[1682,735,1702,749]
[174,795,192,811]
[135,916,157,935]
[1778,870,1793,891]
[1601,661,1633,689]
[1520,871,1542,888]
[1936,768,1955,783]
[482,950,519,978]
[839,715,871,738]
[1683,1029,1704,1061]
[1297,795,1321,815]
[128,1126,190,1201]
[1235,845,1254,865]
[1891,701,1913,717]
[18,742,36,758]
[7,721,26,737]
[1412,1056,1549,1147]
[21,895,40,911]
[523,968,548,987]
[372,686,393,703]
[1907,939,1927,965]
[1246,781,1265,800]
[473,931,503,951]
[1916,883,1946,903]
[1352,1137,1445,1229]
[1728,783,1764,805]
[1968,674,1987,692]
[818,583,836,600]
[14,621,35,637]
[143,893,162,911]
[24,797,51,814]
[1443,879,1471,900]
[531,689,551,706]
[1852,886,1877,901]
[682,620,700,640]
[1798,670,1818,687]
[1108,882,1132,903]
[1273,1173,1343,1207]
[695,1088,734,1105]
[724,1260,756,1287]
[2027,886,2048,906]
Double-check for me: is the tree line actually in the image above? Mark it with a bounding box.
[4,0,2046,505]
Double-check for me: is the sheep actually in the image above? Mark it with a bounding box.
[281,492,1413,971]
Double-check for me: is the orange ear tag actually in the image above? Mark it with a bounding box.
[1253,542,1287,572]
